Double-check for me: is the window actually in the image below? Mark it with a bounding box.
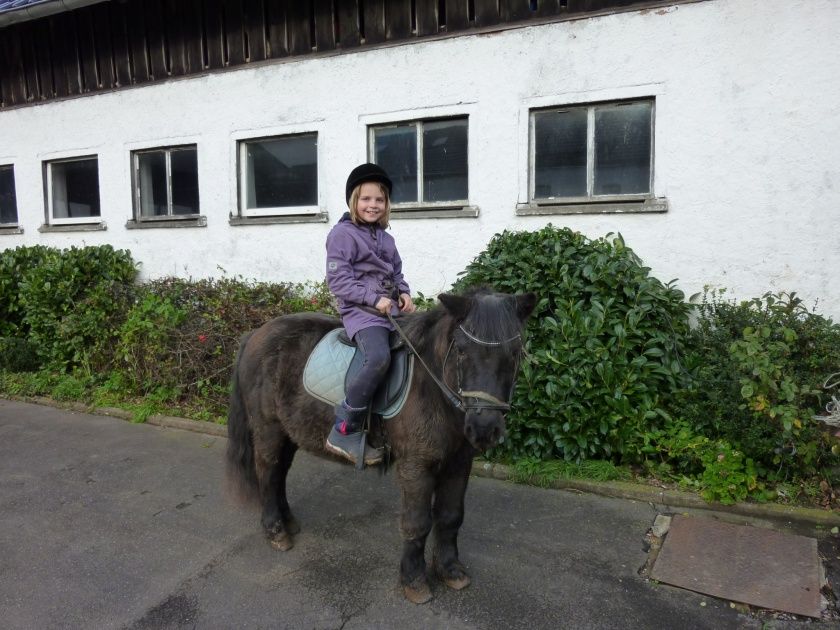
[133,145,200,220]
[239,133,318,216]
[529,99,655,207]
[45,156,100,224]
[369,117,469,210]
[0,165,18,225]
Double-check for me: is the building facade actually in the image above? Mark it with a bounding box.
[1,0,838,316]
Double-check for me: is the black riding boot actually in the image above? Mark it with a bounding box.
[325,400,383,466]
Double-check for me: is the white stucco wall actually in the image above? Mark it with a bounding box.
[1,0,839,317]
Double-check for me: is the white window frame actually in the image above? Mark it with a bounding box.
[238,133,319,217]
[528,98,655,205]
[45,155,101,225]
[367,116,470,211]
[0,164,18,226]
[132,145,200,221]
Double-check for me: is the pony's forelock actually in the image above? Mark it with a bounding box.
[461,291,523,345]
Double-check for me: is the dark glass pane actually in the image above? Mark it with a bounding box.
[594,102,651,195]
[51,158,100,218]
[423,119,468,202]
[246,134,317,208]
[373,125,417,203]
[170,148,199,215]
[137,152,167,217]
[0,166,18,224]
[533,109,587,198]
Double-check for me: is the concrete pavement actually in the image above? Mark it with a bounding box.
[1,399,838,629]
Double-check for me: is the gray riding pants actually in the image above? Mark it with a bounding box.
[344,325,392,409]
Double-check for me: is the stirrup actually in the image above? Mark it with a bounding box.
[325,427,383,468]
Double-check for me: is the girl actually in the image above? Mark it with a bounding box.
[324,163,416,466]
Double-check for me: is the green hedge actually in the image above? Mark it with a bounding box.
[667,291,840,490]
[0,245,136,370]
[455,225,691,462]
[114,277,335,412]
[3,238,838,503]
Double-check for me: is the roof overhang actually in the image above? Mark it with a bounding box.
[0,0,108,27]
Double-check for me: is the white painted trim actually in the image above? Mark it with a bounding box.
[233,126,324,218]
[521,83,666,110]
[123,135,203,152]
[44,156,101,225]
[358,101,478,127]
[38,146,103,162]
[365,112,473,207]
[518,85,665,205]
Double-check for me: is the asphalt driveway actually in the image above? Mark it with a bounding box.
[0,399,832,629]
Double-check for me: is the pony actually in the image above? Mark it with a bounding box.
[225,289,536,603]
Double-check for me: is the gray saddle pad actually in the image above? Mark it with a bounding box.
[302,328,413,419]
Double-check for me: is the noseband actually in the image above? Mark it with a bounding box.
[387,313,521,414]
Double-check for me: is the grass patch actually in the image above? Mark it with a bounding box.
[509,457,632,488]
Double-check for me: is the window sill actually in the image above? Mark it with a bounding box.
[391,205,479,219]
[39,221,107,232]
[126,216,207,229]
[0,225,23,235]
[516,198,668,216]
[229,212,329,226]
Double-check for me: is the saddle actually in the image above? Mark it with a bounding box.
[302,327,414,419]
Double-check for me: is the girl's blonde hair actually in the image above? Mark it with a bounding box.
[348,182,391,227]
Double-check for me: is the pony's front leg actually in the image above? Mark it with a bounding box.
[397,460,435,604]
[432,445,473,590]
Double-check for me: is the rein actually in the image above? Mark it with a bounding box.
[386,312,519,414]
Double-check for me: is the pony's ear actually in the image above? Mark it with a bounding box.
[438,293,473,321]
[515,292,537,320]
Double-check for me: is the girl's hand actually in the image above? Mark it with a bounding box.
[399,293,416,313]
[375,297,393,314]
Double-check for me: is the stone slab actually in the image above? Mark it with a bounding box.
[651,514,823,618]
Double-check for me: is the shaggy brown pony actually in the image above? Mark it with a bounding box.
[225,289,536,603]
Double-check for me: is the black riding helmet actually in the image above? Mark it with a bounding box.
[345,163,393,206]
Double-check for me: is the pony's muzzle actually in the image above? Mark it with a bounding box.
[464,411,506,451]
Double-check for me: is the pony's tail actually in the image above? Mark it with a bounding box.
[225,331,260,505]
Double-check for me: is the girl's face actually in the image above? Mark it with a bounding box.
[356,182,386,224]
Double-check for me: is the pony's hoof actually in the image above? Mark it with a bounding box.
[443,574,471,590]
[269,533,293,551]
[403,581,432,604]
[435,560,471,590]
[283,516,301,535]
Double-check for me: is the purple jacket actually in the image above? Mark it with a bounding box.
[326,212,410,338]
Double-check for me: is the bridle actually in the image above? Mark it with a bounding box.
[387,312,522,414]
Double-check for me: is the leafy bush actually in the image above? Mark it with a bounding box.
[0,245,56,338]
[16,245,137,369]
[639,416,773,504]
[455,225,691,462]
[116,287,188,394]
[673,290,840,482]
[113,277,335,415]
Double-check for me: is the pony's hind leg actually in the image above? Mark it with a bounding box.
[257,437,299,551]
[431,447,473,591]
